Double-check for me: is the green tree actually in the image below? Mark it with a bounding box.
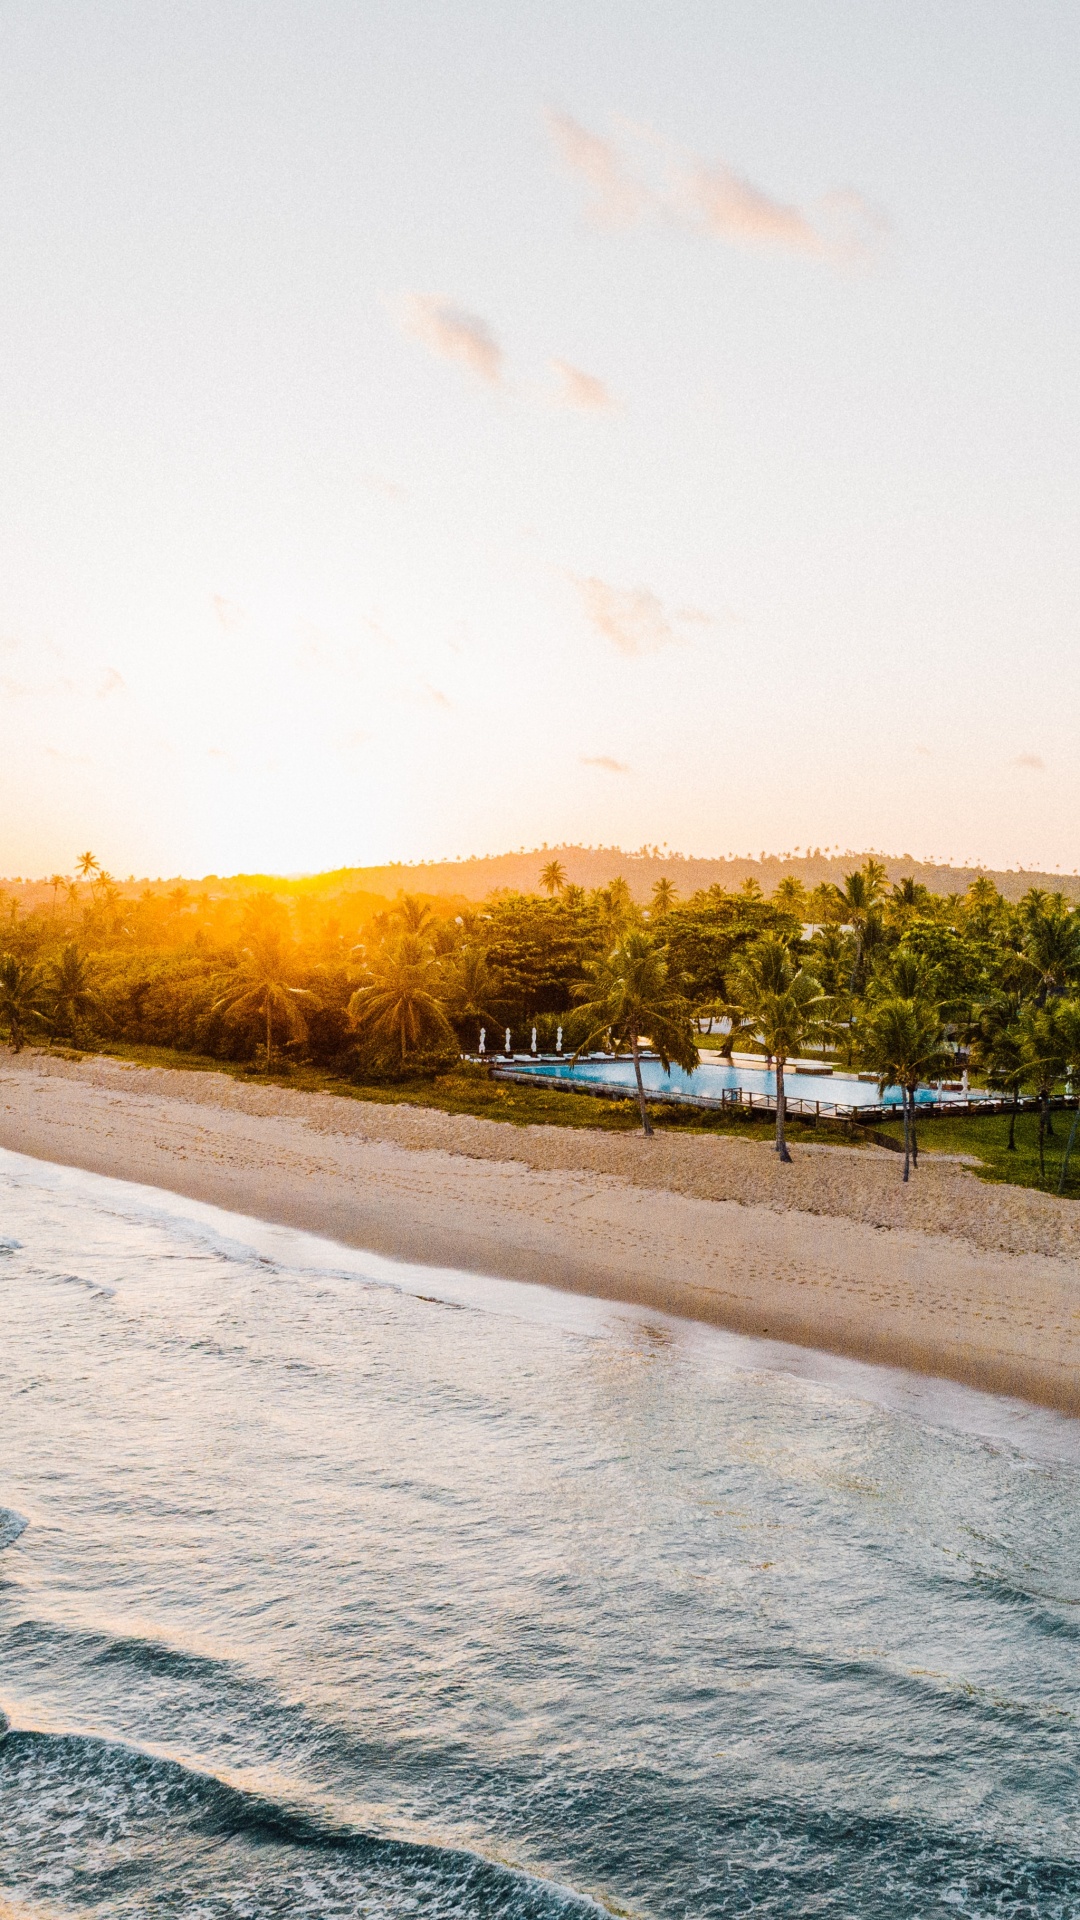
[858,994,951,1182]
[971,994,1028,1150]
[51,944,97,1044]
[215,934,313,1071]
[442,945,499,1049]
[0,954,48,1050]
[828,861,888,994]
[540,859,567,896]
[1018,1000,1073,1179]
[773,874,808,918]
[572,928,697,1137]
[1020,895,1080,1006]
[650,876,678,917]
[733,935,825,1163]
[391,893,435,937]
[348,933,456,1067]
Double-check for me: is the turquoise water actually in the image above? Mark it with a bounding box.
[1,1146,1078,1917]
[499,1055,972,1111]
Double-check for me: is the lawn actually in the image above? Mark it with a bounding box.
[42,1039,838,1146]
[873,1105,1080,1196]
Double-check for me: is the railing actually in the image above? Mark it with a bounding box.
[484,1060,1074,1125]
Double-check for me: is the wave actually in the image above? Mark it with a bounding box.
[0,1724,609,1919]
[2,1715,1079,1920]
[0,1510,28,1553]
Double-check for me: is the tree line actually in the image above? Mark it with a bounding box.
[3,853,1080,1181]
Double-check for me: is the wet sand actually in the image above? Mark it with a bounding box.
[1,1049,1079,1414]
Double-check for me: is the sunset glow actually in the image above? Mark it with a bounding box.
[1,4,1077,878]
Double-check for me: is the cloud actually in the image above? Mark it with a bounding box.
[677,161,830,256]
[679,166,882,260]
[361,472,406,501]
[213,595,245,632]
[545,110,650,226]
[547,111,884,264]
[1013,753,1046,770]
[581,754,629,774]
[550,358,617,412]
[401,294,503,384]
[573,576,679,657]
[96,667,125,698]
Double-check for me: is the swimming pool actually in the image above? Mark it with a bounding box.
[493,1053,983,1115]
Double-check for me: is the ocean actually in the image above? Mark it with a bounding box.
[1,1144,1078,1918]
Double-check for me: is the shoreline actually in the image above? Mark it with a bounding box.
[2,1049,1080,1416]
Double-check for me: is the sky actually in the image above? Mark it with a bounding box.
[1,0,1078,879]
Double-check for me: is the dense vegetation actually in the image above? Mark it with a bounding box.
[4,854,1080,1184]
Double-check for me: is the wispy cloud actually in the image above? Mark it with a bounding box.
[212,595,245,633]
[401,294,503,384]
[1013,752,1046,771]
[550,358,617,412]
[573,577,682,657]
[546,111,884,264]
[545,111,649,226]
[582,754,629,773]
[96,667,125,698]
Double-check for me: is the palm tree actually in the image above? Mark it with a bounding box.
[858,994,951,1181]
[732,935,825,1162]
[215,934,313,1071]
[48,874,65,917]
[442,945,499,1049]
[1020,896,1080,1006]
[572,928,697,1137]
[972,994,1027,1150]
[0,955,48,1051]
[650,876,678,917]
[391,893,435,937]
[1018,1000,1072,1180]
[773,874,807,918]
[592,876,635,934]
[1053,1001,1080,1192]
[75,851,100,887]
[51,944,97,1044]
[829,862,888,995]
[348,933,456,1066]
[540,859,567,896]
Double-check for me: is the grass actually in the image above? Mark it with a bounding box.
[36,1038,1080,1193]
[36,1037,842,1145]
[874,1105,1080,1196]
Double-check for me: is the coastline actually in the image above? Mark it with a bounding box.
[2,1048,1079,1415]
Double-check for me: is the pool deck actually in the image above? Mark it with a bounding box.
[484,1054,1057,1126]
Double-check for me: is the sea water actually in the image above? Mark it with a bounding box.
[1,1145,1078,1917]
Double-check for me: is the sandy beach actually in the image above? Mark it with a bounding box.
[1,1047,1079,1414]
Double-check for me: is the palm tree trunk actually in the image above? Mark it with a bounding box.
[1007,1084,1018,1151]
[1057,1102,1080,1194]
[902,1089,911,1183]
[775,1055,791,1163]
[265,997,273,1072]
[909,1086,919,1168]
[630,1034,653,1138]
[1039,1093,1047,1181]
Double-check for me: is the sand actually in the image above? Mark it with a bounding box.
[1,1048,1079,1414]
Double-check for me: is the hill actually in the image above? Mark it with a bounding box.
[4,845,1078,910]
